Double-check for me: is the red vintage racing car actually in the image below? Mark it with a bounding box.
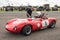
[5,14,56,36]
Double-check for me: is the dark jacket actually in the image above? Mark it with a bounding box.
[27,7,32,14]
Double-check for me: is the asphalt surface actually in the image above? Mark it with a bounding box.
[0,11,60,40]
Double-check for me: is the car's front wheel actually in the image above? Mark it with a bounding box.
[49,21,56,28]
[22,25,32,36]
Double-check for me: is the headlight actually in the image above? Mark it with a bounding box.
[13,26,17,30]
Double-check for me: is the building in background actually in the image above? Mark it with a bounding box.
[43,4,50,11]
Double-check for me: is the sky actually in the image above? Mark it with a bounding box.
[0,0,60,7]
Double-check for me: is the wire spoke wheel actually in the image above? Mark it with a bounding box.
[22,25,32,36]
[49,21,56,28]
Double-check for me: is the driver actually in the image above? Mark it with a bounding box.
[34,12,47,19]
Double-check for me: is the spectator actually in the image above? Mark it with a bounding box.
[26,6,32,18]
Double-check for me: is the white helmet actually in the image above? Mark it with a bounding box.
[36,12,42,16]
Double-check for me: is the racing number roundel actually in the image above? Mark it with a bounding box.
[42,20,49,27]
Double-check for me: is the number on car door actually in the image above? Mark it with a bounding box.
[42,20,49,27]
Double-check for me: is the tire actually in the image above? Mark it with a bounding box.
[22,25,32,36]
[49,21,56,28]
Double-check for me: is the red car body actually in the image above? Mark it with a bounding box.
[6,17,56,35]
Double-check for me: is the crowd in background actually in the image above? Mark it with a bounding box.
[0,4,60,11]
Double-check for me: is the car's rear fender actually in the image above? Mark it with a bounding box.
[48,18,56,24]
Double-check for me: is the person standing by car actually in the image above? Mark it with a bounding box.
[26,6,32,18]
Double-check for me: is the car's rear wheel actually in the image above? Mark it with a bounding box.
[22,25,32,36]
[49,21,56,28]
